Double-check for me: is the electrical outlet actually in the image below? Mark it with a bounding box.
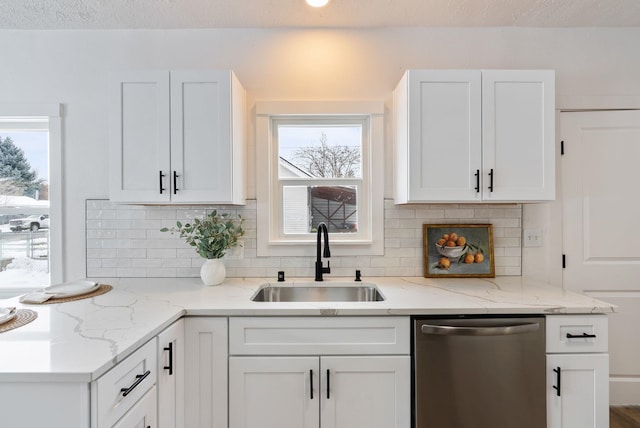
[523,229,543,248]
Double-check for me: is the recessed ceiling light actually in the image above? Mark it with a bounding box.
[306,0,330,7]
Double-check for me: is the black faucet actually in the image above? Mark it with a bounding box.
[315,222,331,281]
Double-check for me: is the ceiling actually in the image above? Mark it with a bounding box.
[1,0,639,29]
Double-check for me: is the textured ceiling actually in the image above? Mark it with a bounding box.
[1,0,639,29]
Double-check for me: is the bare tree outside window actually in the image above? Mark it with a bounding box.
[293,131,361,178]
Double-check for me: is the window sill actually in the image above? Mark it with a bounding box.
[257,239,384,257]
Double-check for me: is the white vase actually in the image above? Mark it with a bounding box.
[200,258,226,286]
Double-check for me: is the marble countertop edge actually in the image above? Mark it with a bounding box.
[0,275,615,382]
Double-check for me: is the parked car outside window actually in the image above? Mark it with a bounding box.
[9,214,49,232]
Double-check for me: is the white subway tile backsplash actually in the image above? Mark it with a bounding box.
[86,199,523,278]
[444,208,475,218]
[116,248,147,259]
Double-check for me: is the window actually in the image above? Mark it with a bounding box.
[0,105,62,297]
[256,101,384,257]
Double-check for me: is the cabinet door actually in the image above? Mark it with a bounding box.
[320,356,410,428]
[157,319,184,428]
[184,317,228,428]
[229,356,319,428]
[170,70,244,204]
[547,354,609,428]
[109,70,171,203]
[112,386,157,428]
[406,70,482,202]
[482,70,555,201]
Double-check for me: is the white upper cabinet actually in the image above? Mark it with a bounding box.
[110,70,246,204]
[394,69,555,203]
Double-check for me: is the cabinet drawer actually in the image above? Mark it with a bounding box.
[546,315,608,354]
[229,316,410,355]
[95,339,157,427]
[112,385,157,428]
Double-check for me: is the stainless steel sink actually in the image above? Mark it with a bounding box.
[251,283,385,302]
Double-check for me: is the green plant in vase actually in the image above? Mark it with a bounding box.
[161,210,244,285]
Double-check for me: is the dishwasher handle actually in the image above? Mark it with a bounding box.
[420,322,540,336]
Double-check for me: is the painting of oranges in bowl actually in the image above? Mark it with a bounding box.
[423,224,495,278]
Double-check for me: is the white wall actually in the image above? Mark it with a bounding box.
[2,27,639,280]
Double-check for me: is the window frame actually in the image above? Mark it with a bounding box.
[0,104,63,287]
[256,101,384,257]
[272,115,369,241]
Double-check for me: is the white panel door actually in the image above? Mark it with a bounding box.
[561,110,640,403]
[229,356,319,428]
[170,70,233,203]
[547,354,609,428]
[109,70,171,202]
[320,356,410,428]
[482,70,555,201]
[157,319,184,428]
[184,317,228,428]
[407,70,482,202]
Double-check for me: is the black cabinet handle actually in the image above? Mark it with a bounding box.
[173,171,179,194]
[326,369,330,399]
[159,171,165,194]
[553,367,561,397]
[310,369,314,399]
[121,370,151,397]
[474,169,480,193]
[488,169,494,192]
[163,342,173,375]
[566,332,597,339]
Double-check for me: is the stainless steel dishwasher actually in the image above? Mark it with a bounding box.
[413,316,546,428]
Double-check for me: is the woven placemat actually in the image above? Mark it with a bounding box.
[0,309,38,334]
[23,284,113,305]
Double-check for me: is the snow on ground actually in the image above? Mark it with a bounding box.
[0,257,49,288]
[0,221,51,299]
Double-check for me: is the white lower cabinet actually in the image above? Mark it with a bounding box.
[183,317,228,428]
[157,319,184,428]
[230,356,319,428]
[321,356,410,428]
[229,355,410,428]
[228,316,411,428]
[547,354,609,428]
[546,315,610,428]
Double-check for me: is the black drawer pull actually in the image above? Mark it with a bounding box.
[326,369,330,399]
[310,369,314,399]
[488,168,494,192]
[566,332,597,339]
[474,169,480,193]
[121,370,151,397]
[159,171,165,194]
[173,171,179,194]
[553,367,561,396]
[164,342,173,375]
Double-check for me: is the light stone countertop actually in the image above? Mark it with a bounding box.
[0,276,615,383]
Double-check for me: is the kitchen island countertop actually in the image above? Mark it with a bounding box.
[0,276,614,382]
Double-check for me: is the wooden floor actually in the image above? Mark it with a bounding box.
[611,406,640,428]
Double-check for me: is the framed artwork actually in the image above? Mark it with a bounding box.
[423,224,495,278]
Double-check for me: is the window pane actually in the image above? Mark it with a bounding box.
[283,185,358,234]
[278,124,362,179]
[0,130,50,292]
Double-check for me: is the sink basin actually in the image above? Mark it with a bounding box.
[251,283,385,302]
